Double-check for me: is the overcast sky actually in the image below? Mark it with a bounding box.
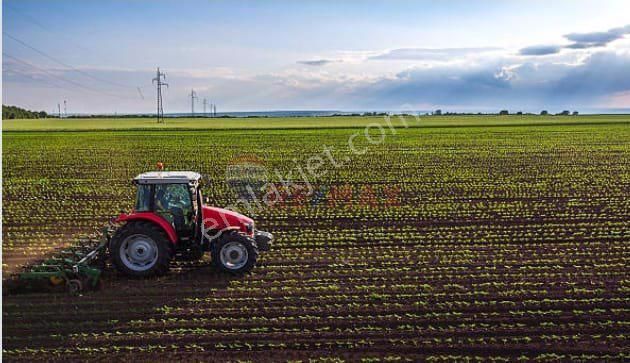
[3,0,630,113]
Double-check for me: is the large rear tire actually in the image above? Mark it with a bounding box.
[211,231,258,274]
[110,221,172,277]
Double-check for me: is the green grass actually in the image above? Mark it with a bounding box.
[3,114,630,131]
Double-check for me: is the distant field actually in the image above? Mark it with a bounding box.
[3,114,630,131]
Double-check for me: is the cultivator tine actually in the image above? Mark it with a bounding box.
[6,230,110,295]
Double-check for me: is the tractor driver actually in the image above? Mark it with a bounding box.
[155,186,169,212]
[155,184,191,232]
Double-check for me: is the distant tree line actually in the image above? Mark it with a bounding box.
[2,105,48,119]
[431,109,579,116]
[2,105,584,120]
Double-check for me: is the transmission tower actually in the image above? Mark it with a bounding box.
[57,103,61,118]
[203,98,207,116]
[190,89,198,116]
[152,67,168,123]
[63,100,67,118]
[213,103,217,117]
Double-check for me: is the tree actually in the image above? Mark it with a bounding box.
[2,105,46,119]
[540,110,548,115]
[434,109,442,116]
[572,111,579,116]
[558,110,570,116]
[499,110,509,115]
[516,111,523,115]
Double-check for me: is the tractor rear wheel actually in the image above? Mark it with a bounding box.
[211,231,258,274]
[110,221,172,278]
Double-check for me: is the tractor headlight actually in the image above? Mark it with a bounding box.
[246,222,254,234]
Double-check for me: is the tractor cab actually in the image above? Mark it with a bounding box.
[132,171,202,243]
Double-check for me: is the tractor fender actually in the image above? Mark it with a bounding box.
[114,212,178,244]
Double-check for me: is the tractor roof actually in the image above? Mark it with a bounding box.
[133,171,202,185]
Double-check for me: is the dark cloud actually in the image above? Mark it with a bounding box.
[565,31,620,44]
[345,51,630,110]
[549,52,630,97]
[563,24,630,49]
[297,59,336,66]
[519,24,630,56]
[519,45,562,56]
[369,47,501,61]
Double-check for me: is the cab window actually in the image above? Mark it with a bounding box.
[135,184,152,212]
[154,184,193,231]
[154,184,192,212]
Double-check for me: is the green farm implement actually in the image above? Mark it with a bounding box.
[5,229,110,295]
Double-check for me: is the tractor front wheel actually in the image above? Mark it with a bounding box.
[110,221,172,278]
[212,231,258,274]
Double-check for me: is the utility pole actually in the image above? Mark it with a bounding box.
[213,103,217,117]
[63,100,67,118]
[152,67,168,123]
[57,103,61,118]
[189,89,198,116]
[203,98,207,116]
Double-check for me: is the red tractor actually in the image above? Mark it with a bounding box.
[109,171,272,277]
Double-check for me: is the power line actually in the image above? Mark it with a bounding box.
[3,52,133,100]
[4,4,94,55]
[152,67,168,123]
[5,6,148,105]
[5,55,72,91]
[4,52,132,99]
[137,87,145,100]
[4,32,138,92]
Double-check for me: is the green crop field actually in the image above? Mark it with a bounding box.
[3,115,630,361]
[3,114,630,131]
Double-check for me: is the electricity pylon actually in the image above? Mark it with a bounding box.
[152,67,168,123]
[190,89,198,116]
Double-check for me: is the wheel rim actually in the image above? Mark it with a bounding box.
[120,234,159,272]
[219,241,249,270]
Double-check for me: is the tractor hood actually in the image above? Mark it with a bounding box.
[202,206,254,235]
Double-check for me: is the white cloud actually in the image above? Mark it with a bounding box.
[369,47,503,61]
